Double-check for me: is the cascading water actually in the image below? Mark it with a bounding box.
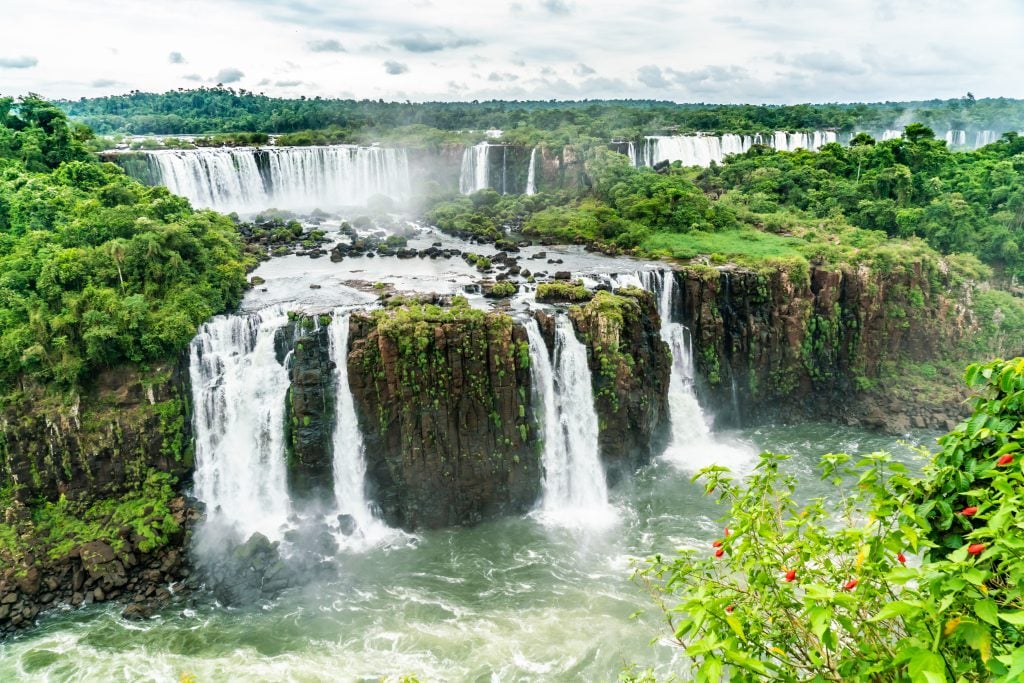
[525,147,538,195]
[639,270,752,472]
[327,311,393,548]
[524,317,612,526]
[133,145,411,213]
[190,306,293,541]
[642,130,840,168]
[459,141,490,194]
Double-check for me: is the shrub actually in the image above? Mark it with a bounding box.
[635,357,1024,682]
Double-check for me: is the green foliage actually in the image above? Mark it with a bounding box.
[489,281,517,297]
[536,281,593,303]
[59,88,1024,144]
[0,96,253,389]
[697,132,1024,278]
[0,469,180,563]
[916,358,1024,556]
[636,357,1024,682]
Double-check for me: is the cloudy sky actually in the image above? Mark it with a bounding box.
[1,0,1022,103]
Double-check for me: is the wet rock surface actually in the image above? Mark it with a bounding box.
[0,497,198,638]
[677,264,976,432]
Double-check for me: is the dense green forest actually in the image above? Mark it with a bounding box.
[57,88,1024,142]
[0,96,252,391]
[426,126,1024,281]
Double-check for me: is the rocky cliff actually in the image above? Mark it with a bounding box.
[674,261,987,432]
[0,362,196,636]
[346,301,540,529]
[277,317,337,506]
[1,361,192,503]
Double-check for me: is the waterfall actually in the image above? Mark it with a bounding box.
[459,142,490,194]
[974,130,1000,148]
[626,141,639,167]
[501,146,508,194]
[327,311,392,548]
[132,145,411,213]
[641,130,842,168]
[524,317,612,526]
[190,307,293,541]
[525,147,538,195]
[638,270,753,473]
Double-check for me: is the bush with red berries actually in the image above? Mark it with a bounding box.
[634,358,1024,682]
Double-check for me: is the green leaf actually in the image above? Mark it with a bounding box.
[994,442,1021,457]
[808,606,830,641]
[998,611,1024,625]
[870,600,923,622]
[975,599,999,626]
[725,614,745,640]
[906,648,947,683]
[959,622,992,663]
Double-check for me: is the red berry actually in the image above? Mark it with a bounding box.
[844,579,859,590]
[897,553,907,564]
[961,506,978,516]
[967,543,985,556]
[715,549,724,558]
[725,605,734,613]
[712,540,723,548]
[724,527,731,537]
[997,454,1014,467]
[784,569,796,582]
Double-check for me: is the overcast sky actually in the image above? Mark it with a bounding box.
[1,0,1022,103]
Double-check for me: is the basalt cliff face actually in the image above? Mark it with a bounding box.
[345,308,538,530]
[674,261,983,432]
[342,295,670,529]
[565,290,671,481]
[0,363,196,637]
[1,362,192,502]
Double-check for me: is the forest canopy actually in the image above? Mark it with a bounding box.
[0,96,252,391]
[56,88,1024,142]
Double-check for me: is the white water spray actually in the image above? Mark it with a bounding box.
[138,145,410,213]
[639,270,753,473]
[525,147,538,195]
[524,317,613,526]
[327,311,396,549]
[459,142,490,194]
[190,307,293,541]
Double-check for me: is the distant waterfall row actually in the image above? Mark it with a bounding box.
[190,309,387,546]
[459,143,540,195]
[626,128,1010,168]
[123,145,411,213]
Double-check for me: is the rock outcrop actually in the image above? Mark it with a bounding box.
[277,317,336,505]
[675,262,980,432]
[0,493,197,637]
[1,361,193,502]
[346,302,540,529]
[0,362,197,637]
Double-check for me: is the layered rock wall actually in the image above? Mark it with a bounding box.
[676,262,977,431]
[346,306,539,529]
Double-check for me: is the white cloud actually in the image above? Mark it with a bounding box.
[308,39,345,53]
[0,0,1020,103]
[0,55,38,69]
[214,67,245,84]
